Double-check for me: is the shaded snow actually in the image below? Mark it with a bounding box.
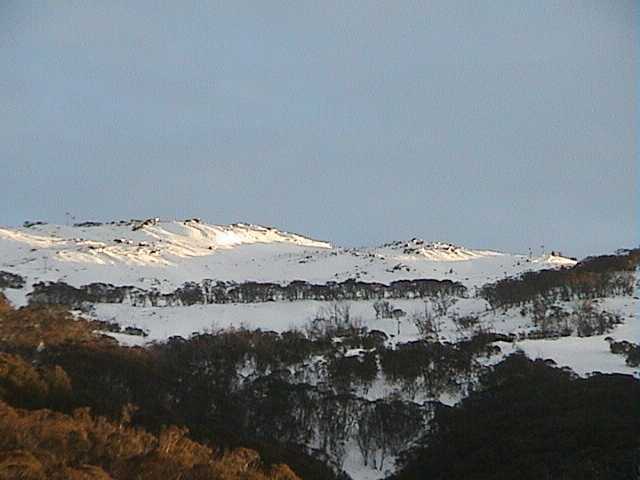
[496,296,639,377]
[88,295,638,380]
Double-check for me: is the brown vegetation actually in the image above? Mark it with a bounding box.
[0,302,301,480]
[0,400,299,480]
[0,303,113,352]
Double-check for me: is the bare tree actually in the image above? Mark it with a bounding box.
[391,308,406,336]
[432,292,455,317]
[411,301,440,341]
[373,300,392,319]
[411,294,458,341]
[307,301,361,338]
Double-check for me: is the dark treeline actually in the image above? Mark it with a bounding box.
[0,299,498,478]
[0,271,25,289]
[379,335,502,399]
[39,326,487,473]
[27,278,467,308]
[480,249,639,309]
[393,353,640,480]
[608,338,640,368]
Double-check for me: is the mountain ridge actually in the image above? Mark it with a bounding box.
[0,218,575,299]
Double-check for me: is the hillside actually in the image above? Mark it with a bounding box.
[0,218,637,480]
[0,219,573,296]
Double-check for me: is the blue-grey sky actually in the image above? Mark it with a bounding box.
[1,1,636,257]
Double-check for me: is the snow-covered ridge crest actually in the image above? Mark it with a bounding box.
[381,238,501,262]
[149,219,333,250]
[0,218,577,296]
[0,219,333,287]
[0,219,331,254]
[534,253,577,266]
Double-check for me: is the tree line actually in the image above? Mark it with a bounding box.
[27,278,467,308]
[480,249,639,309]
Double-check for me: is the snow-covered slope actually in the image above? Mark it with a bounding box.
[1,218,637,480]
[0,219,574,297]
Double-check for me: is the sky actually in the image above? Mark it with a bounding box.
[0,1,637,258]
